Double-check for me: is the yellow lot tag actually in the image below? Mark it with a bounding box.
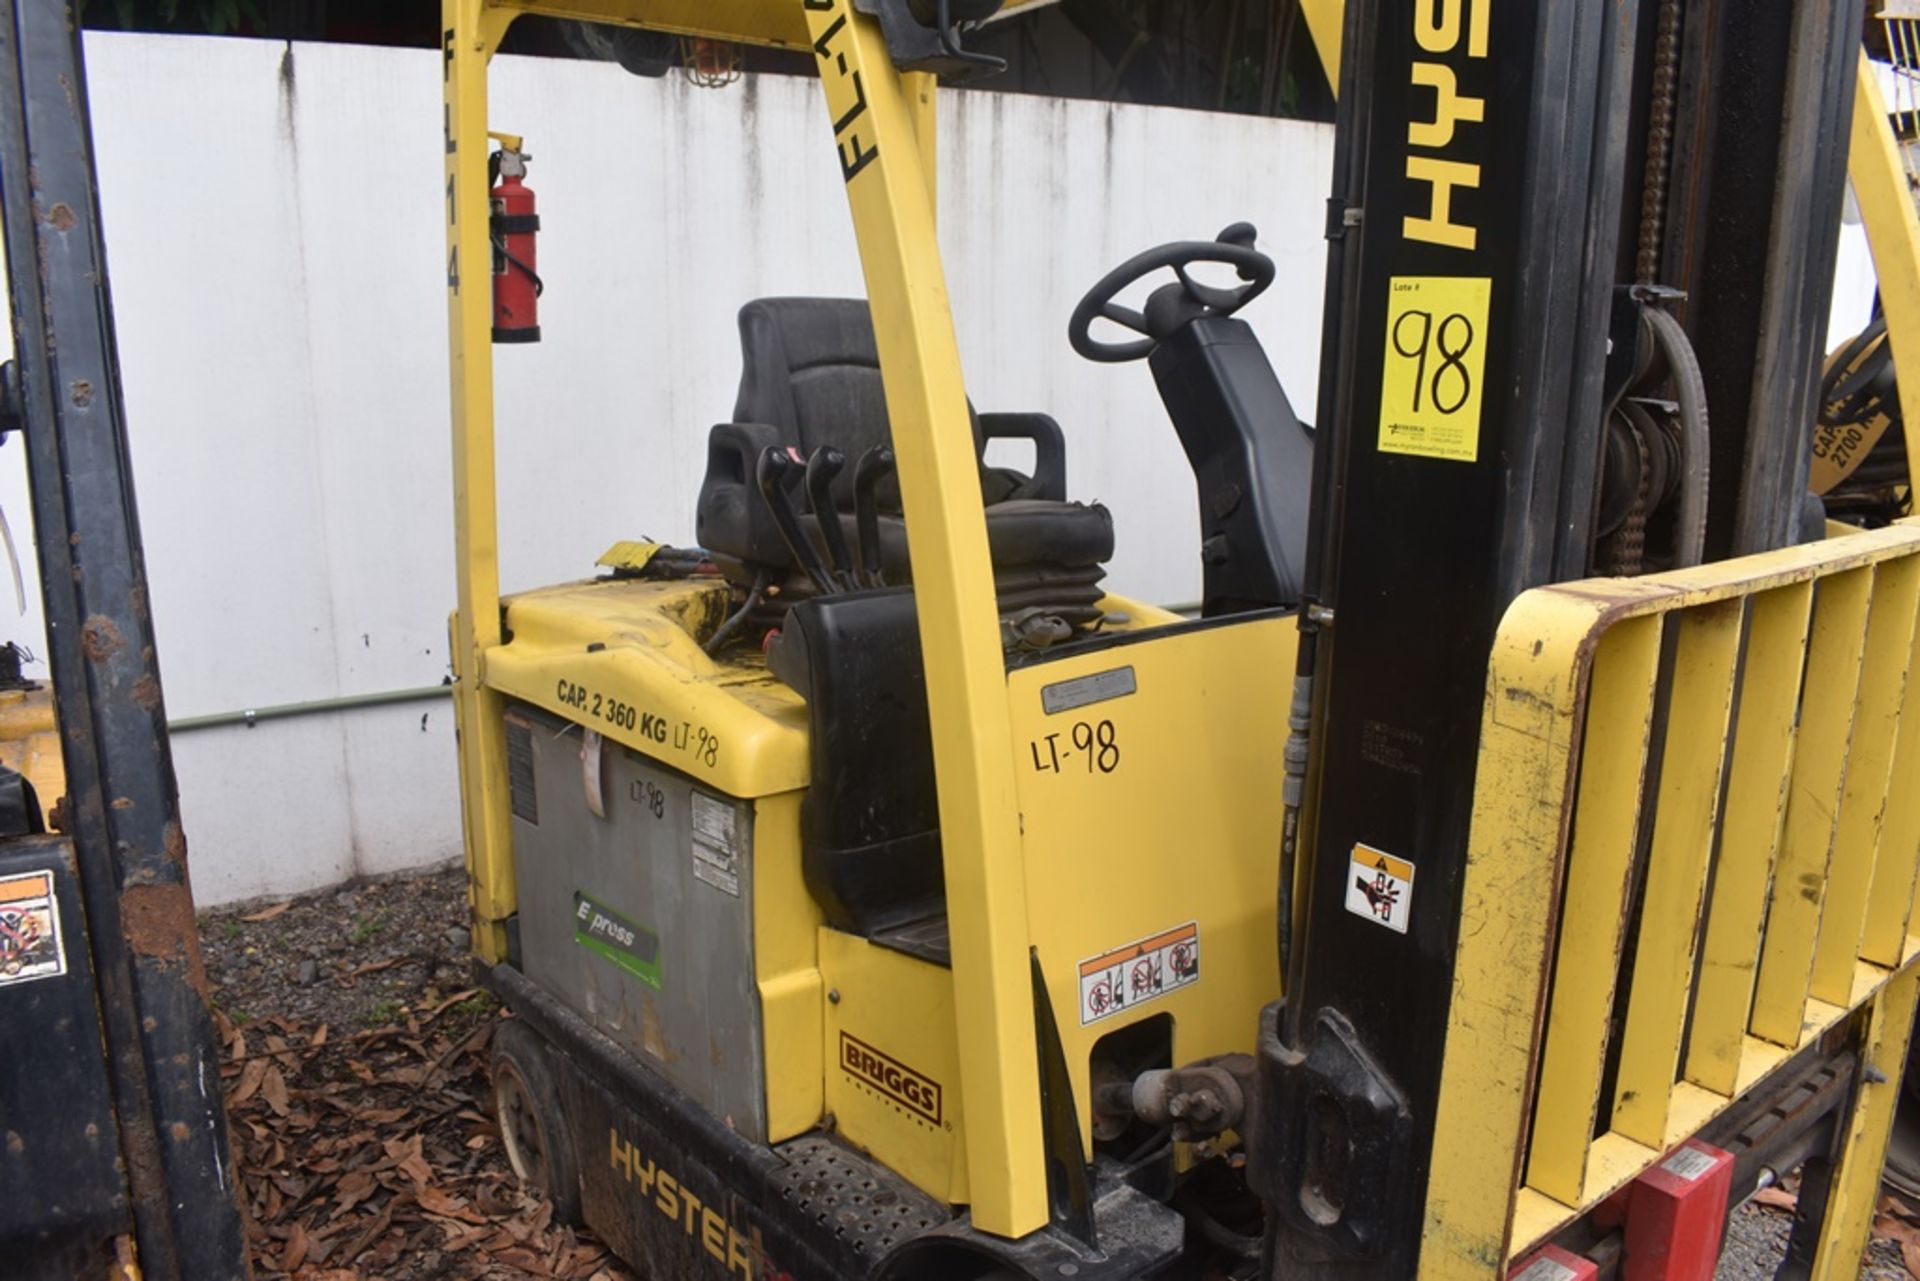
[1345,844,1414,934]
[1378,275,1492,463]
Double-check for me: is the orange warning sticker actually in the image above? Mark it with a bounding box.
[1345,844,1415,934]
[1077,922,1200,1025]
[0,869,64,986]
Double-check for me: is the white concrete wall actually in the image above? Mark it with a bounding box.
[0,33,1336,904]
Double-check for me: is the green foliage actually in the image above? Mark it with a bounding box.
[451,992,496,1019]
[362,999,404,1027]
[109,0,262,36]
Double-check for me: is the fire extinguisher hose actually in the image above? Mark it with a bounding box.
[490,236,544,296]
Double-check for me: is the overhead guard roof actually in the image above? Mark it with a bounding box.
[495,0,1058,53]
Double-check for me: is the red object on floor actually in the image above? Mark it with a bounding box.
[1509,1242,1599,1280]
[1623,1139,1736,1281]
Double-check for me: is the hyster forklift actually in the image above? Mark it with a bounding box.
[446,1,1920,1278]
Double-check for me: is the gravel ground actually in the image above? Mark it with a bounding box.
[203,862,480,1033]
[1717,1201,1909,1278]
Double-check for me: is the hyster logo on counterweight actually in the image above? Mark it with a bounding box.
[840,1033,942,1125]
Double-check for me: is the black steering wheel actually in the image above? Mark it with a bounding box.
[1068,222,1276,363]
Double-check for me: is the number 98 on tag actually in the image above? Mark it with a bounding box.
[1377,275,1491,464]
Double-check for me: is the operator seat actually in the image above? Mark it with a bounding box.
[695,298,1115,625]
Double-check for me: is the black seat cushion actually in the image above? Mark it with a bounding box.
[696,298,1102,593]
[791,499,1114,580]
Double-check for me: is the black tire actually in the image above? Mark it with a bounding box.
[493,1018,584,1225]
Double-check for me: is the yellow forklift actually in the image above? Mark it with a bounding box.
[444,1,1920,1277]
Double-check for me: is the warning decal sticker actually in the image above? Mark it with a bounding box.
[1510,1255,1579,1281]
[1378,275,1491,463]
[0,870,64,987]
[1078,922,1200,1026]
[1345,844,1414,934]
[1660,1145,1716,1182]
[690,791,742,897]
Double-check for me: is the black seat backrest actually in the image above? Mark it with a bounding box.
[765,589,945,935]
[735,298,895,508]
[1148,313,1314,615]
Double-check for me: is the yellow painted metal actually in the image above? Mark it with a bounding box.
[1810,962,1920,1280]
[595,539,664,573]
[1300,0,1343,95]
[1507,953,1920,1257]
[1421,523,1920,1280]
[904,72,937,214]
[1812,557,1920,1003]
[799,0,1045,1235]
[1685,582,1814,1095]
[1008,616,1293,1151]
[490,0,1061,52]
[1750,566,1872,1046]
[1421,586,1603,1278]
[1522,615,1662,1205]
[1865,603,1920,964]
[0,689,63,813]
[485,578,808,797]
[1850,50,1920,470]
[443,0,519,963]
[752,790,825,1142]
[820,928,971,1205]
[1611,601,1743,1146]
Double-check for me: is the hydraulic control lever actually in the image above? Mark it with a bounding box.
[756,447,837,596]
[804,446,859,590]
[853,445,897,587]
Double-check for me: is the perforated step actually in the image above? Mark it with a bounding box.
[769,1133,950,1261]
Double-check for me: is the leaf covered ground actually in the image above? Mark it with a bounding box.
[200,864,635,1280]
[204,864,1920,1279]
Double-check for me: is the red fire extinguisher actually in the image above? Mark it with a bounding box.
[489,135,541,343]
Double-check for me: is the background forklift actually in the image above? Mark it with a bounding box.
[443,1,1920,1279]
[0,1,250,1277]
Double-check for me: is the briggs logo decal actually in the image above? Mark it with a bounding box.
[839,1033,942,1126]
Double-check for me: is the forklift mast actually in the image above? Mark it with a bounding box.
[1259,0,1870,1275]
[0,2,249,1277]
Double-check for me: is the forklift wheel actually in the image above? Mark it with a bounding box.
[493,1018,584,1225]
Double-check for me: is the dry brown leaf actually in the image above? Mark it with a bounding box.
[282,1220,311,1273]
[331,1170,376,1219]
[337,1195,403,1268]
[261,1065,290,1117]
[240,901,292,923]
[418,1185,487,1224]
[491,1244,554,1275]
[380,1134,433,1190]
[426,988,480,1018]
[311,1023,329,1050]
[1901,1239,1920,1280]
[230,1057,269,1106]
[1753,1186,1799,1211]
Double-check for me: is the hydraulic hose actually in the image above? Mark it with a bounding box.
[1645,306,1710,567]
